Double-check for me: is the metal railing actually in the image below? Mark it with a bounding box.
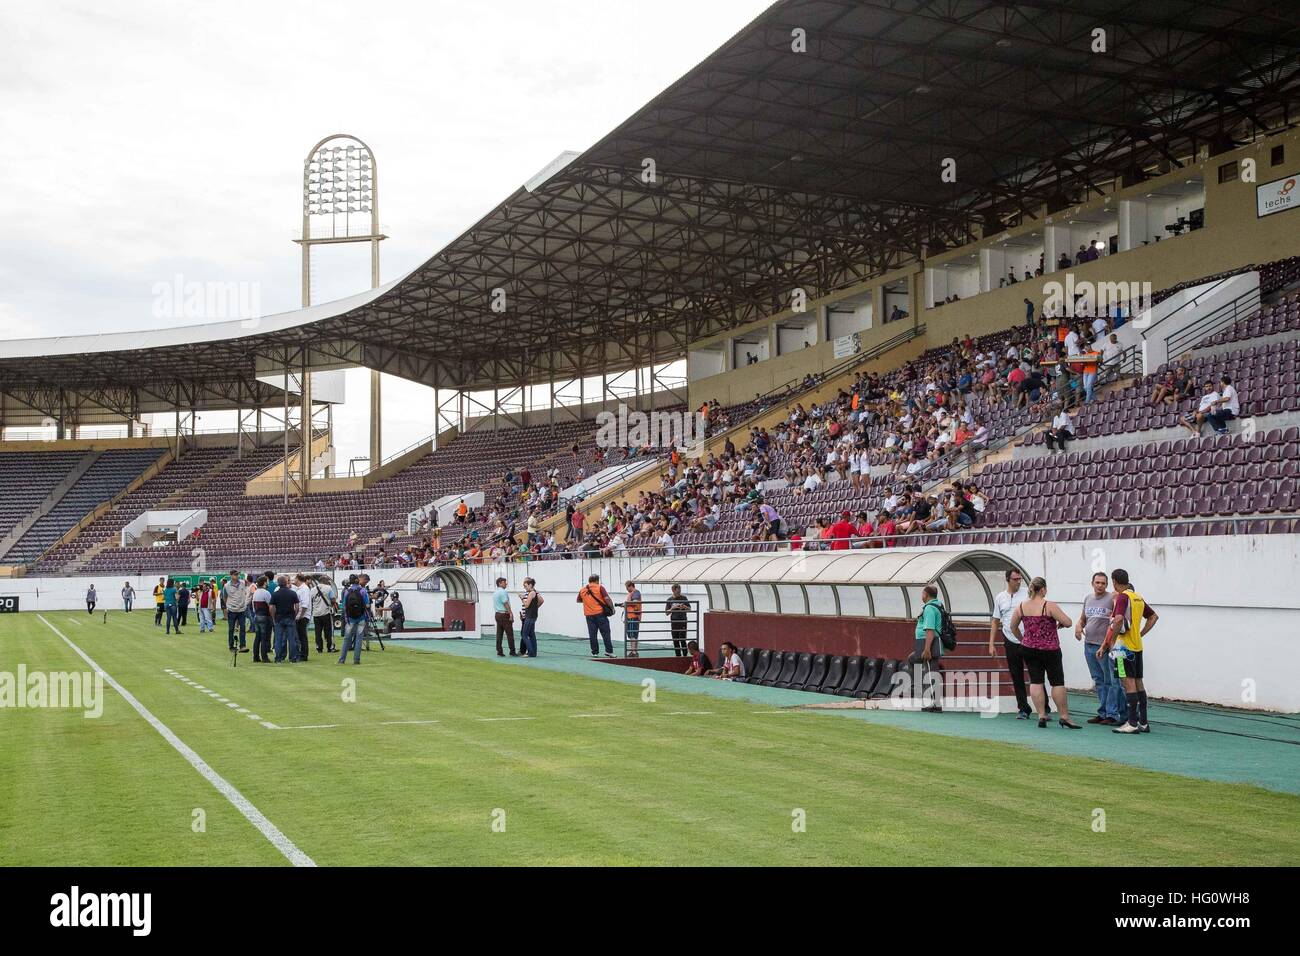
[560,456,659,502]
[1164,286,1262,358]
[0,426,240,442]
[19,510,1289,579]
[613,599,700,657]
[258,425,331,479]
[377,432,437,470]
[441,513,1290,564]
[751,324,927,408]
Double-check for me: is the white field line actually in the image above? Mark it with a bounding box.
[275,724,341,731]
[164,669,278,729]
[274,719,445,730]
[36,615,315,867]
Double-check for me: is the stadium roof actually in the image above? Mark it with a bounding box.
[4,0,1300,424]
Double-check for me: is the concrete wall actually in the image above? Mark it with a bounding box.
[7,533,1298,711]
[421,533,1295,713]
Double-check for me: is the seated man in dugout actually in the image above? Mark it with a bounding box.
[705,641,744,680]
[683,640,713,677]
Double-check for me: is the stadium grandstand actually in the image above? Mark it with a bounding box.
[3,0,1300,883]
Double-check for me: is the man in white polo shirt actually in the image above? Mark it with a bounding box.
[988,567,1041,719]
[1064,325,1082,356]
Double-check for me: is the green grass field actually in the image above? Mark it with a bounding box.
[2,609,1298,866]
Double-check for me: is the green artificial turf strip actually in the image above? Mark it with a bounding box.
[1,611,1297,866]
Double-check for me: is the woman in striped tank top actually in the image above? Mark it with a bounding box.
[1010,576,1082,729]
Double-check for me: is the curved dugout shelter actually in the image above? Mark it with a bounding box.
[636,549,1027,663]
[390,565,478,634]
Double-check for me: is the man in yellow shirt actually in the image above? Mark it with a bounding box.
[1098,568,1159,734]
[153,577,166,627]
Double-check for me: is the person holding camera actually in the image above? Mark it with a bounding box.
[388,591,406,632]
[617,581,642,658]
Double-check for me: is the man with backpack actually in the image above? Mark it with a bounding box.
[338,575,370,665]
[912,583,952,713]
[576,574,615,658]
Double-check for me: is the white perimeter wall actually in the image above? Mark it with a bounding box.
[5,534,1298,712]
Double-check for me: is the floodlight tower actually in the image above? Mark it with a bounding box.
[295,134,387,471]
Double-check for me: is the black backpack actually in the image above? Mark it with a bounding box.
[344,586,366,618]
[932,601,958,651]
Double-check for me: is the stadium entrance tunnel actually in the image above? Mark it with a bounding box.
[391,566,477,634]
[636,549,1029,707]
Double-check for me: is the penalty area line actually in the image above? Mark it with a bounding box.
[36,614,316,867]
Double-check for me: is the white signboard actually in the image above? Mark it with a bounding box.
[1257,173,1299,218]
[833,332,861,359]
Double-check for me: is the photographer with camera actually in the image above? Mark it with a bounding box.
[388,591,405,632]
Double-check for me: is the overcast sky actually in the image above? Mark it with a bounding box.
[0,0,772,461]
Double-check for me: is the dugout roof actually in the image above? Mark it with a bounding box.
[637,547,1028,618]
[3,0,1299,424]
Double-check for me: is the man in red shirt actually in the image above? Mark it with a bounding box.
[869,512,898,548]
[829,510,856,550]
[1007,363,1027,394]
[853,511,875,548]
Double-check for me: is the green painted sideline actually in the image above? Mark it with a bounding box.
[395,633,1300,796]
